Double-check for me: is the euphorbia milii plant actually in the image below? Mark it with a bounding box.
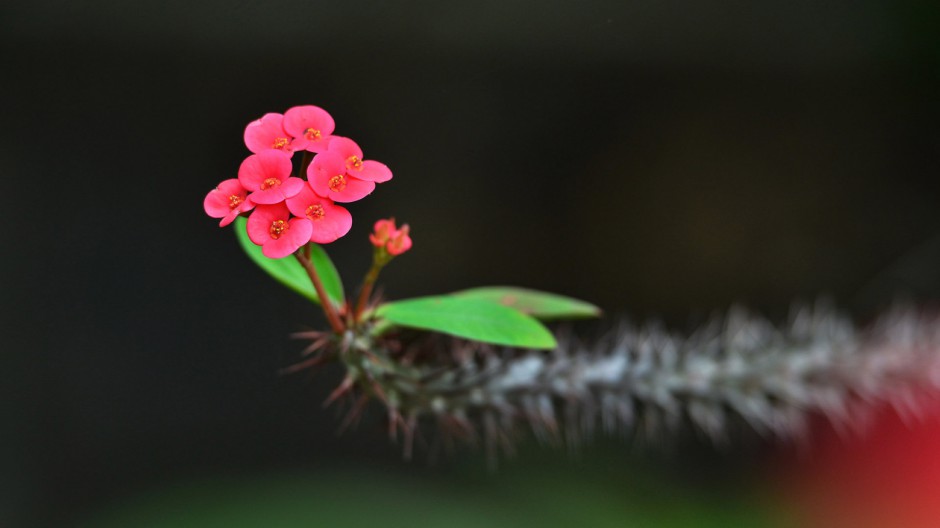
[206,105,940,469]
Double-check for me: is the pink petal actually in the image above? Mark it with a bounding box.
[285,185,318,217]
[244,113,296,156]
[262,238,298,259]
[288,136,310,152]
[286,217,314,247]
[217,178,247,195]
[309,203,353,243]
[308,151,348,197]
[319,174,375,203]
[204,189,233,218]
[219,209,242,227]
[283,105,335,135]
[305,134,335,154]
[238,151,293,191]
[247,176,304,205]
[352,160,393,183]
[279,177,305,198]
[249,188,287,205]
[327,136,362,160]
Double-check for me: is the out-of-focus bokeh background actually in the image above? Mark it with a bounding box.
[3,0,939,526]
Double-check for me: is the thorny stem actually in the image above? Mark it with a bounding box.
[310,303,940,463]
[295,249,345,334]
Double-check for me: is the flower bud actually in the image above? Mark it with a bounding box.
[386,224,412,256]
[370,218,397,248]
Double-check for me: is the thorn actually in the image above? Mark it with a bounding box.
[279,353,332,376]
[290,330,332,357]
[301,336,332,357]
[323,376,355,408]
[290,330,325,340]
[337,394,370,434]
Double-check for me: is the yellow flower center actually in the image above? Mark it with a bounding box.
[347,155,363,170]
[269,219,288,239]
[227,194,243,210]
[328,175,347,192]
[305,128,321,141]
[272,137,290,150]
[261,177,281,190]
[306,204,325,220]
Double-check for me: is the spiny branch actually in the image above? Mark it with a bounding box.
[295,302,940,461]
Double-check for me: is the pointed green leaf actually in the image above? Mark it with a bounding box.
[234,217,344,308]
[452,286,601,321]
[375,296,557,349]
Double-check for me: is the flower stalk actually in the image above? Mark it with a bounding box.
[295,248,346,334]
[353,256,384,324]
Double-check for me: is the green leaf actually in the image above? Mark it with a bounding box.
[452,286,601,321]
[375,296,557,349]
[233,217,344,308]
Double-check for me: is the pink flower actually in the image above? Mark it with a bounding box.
[369,218,396,247]
[244,113,297,156]
[386,224,412,255]
[327,137,393,183]
[238,151,305,205]
[308,151,375,203]
[246,204,313,259]
[283,105,336,153]
[286,186,353,244]
[203,179,254,227]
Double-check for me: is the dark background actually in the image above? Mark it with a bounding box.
[3,1,939,526]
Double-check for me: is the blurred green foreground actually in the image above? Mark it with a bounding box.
[79,447,789,528]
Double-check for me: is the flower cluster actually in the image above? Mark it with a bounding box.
[203,105,393,258]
